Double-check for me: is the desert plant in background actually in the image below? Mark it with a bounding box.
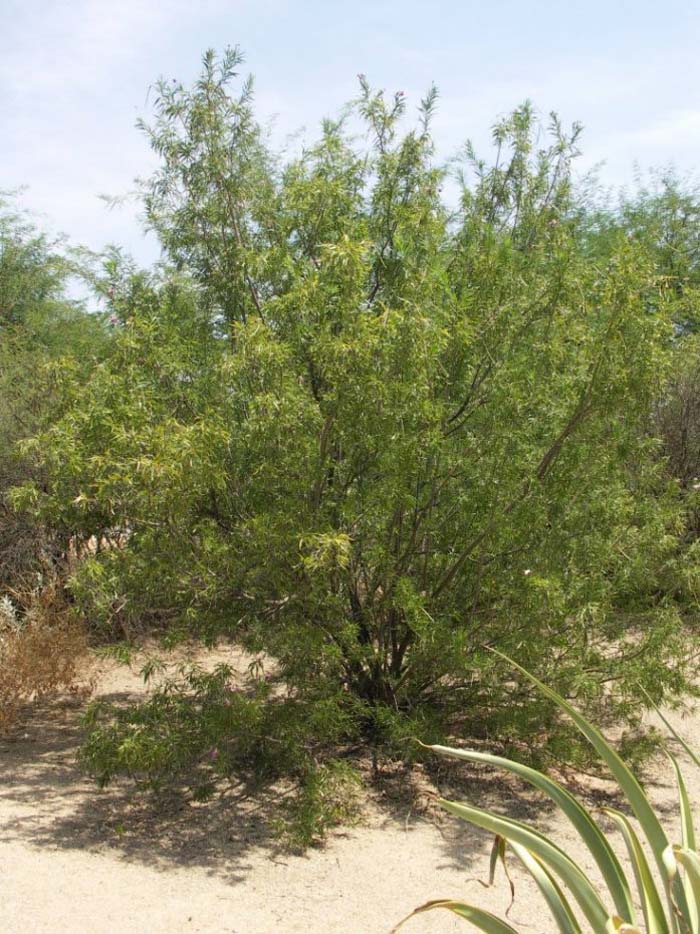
[0,586,90,732]
[0,199,108,731]
[0,197,110,595]
[397,655,700,933]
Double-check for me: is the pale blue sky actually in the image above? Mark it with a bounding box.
[3,0,700,266]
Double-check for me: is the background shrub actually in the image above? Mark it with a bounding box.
[0,587,90,732]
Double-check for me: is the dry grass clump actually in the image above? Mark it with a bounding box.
[0,586,91,732]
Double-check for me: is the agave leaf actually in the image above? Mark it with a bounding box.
[489,650,688,922]
[508,840,582,933]
[667,753,696,852]
[672,846,700,934]
[427,743,636,924]
[606,918,643,933]
[488,834,505,887]
[602,807,669,934]
[439,798,612,931]
[667,753,700,931]
[606,920,643,933]
[392,898,519,933]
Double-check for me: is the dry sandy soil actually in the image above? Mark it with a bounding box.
[0,646,697,934]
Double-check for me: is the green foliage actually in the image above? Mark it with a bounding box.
[272,759,362,850]
[14,50,700,799]
[81,660,349,784]
[0,197,109,595]
[80,658,361,845]
[595,170,700,333]
[0,195,70,329]
[398,656,700,933]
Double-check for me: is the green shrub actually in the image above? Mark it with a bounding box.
[272,760,362,850]
[0,197,109,595]
[80,658,361,844]
[17,50,700,795]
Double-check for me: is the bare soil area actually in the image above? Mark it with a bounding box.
[1,646,695,933]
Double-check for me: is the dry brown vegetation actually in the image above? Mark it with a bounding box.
[0,585,91,732]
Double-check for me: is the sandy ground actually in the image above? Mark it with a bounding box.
[1,647,697,934]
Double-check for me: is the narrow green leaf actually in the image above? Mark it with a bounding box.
[603,807,669,934]
[668,753,696,851]
[392,898,519,933]
[509,841,582,933]
[487,834,515,912]
[642,694,700,925]
[488,834,506,887]
[490,650,688,922]
[427,743,636,924]
[640,690,700,773]
[672,846,700,934]
[439,798,612,931]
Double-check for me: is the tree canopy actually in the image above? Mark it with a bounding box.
[7,50,700,832]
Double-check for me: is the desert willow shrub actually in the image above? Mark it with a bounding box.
[581,170,700,335]
[16,48,698,786]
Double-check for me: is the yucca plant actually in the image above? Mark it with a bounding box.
[396,652,700,933]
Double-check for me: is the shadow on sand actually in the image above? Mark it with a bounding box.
[0,686,675,892]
